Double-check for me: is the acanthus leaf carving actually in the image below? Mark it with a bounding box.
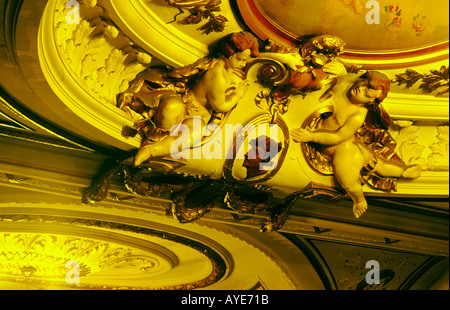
[427,125,449,171]
[165,0,228,35]
[54,1,152,106]
[391,121,427,168]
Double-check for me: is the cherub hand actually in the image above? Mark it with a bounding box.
[323,61,347,77]
[237,80,250,98]
[291,127,314,143]
[284,53,304,71]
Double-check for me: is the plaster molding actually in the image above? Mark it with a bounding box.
[38,0,148,150]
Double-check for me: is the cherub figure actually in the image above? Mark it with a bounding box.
[255,35,352,105]
[291,71,421,218]
[119,31,260,166]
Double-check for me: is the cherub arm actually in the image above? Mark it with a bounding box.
[257,52,304,71]
[204,65,249,113]
[292,111,367,145]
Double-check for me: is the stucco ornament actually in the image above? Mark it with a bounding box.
[83,31,422,229]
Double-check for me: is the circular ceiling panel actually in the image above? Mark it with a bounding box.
[237,0,449,67]
[0,214,227,290]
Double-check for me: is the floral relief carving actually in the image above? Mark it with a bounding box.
[390,121,450,172]
[0,233,160,281]
[54,0,152,105]
[390,121,427,168]
[427,125,449,171]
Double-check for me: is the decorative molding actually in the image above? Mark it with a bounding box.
[392,66,449,97]
[427,125,449,171]
[54,2,152,106]
[390,121,449,172]
[0,232,163,283]
[0,173,173,214]
[38,0,147,150]
[0,92,95,152]
[0,214,228,290]
[165,0,228,35]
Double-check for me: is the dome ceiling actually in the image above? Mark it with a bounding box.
[241,0,449,52]
[237,0,449,67]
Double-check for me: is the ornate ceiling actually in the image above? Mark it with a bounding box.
[239,0,449,51]
[0,0,448,291]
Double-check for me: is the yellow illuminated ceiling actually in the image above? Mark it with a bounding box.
[0,214,224,290]
[0,0,448,291]
[252,0,449,52]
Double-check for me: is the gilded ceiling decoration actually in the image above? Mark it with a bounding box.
[81,30,447,229]
[0,0,447,291]
[3,0,446,228]
[0,214,227,290]
[237,0,449,67]
[165,0,228,34]
[393,65,449,97]
[246,0,449,50]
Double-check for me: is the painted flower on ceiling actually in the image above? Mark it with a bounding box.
[386,4,401,14]
[412,14,427,36]
[385,4,403,28]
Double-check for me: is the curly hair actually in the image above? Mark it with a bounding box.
[216,31,260,58]
[362,70,391,105]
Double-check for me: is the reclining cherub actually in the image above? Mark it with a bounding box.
[291,71,421,218]
[119,31,260,166]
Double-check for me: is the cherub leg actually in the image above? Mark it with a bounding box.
[133,96,185,166]
[134,116,206,166]
[134,136,178,166]
[332,145,368,218]
[372,156,421,179]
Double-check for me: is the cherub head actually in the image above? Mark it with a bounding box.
[218,31,260,58]
[300,35,346,68]
[213,31,260,70]
[348,70,391,107]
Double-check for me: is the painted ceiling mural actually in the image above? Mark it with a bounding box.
[248,0,449,52]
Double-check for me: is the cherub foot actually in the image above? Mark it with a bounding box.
[353,201,368,219]
[401,164,421,179]
[134,143,155,166]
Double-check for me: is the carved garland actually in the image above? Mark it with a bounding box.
[165,0,228,34]
[392,65,449,97]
